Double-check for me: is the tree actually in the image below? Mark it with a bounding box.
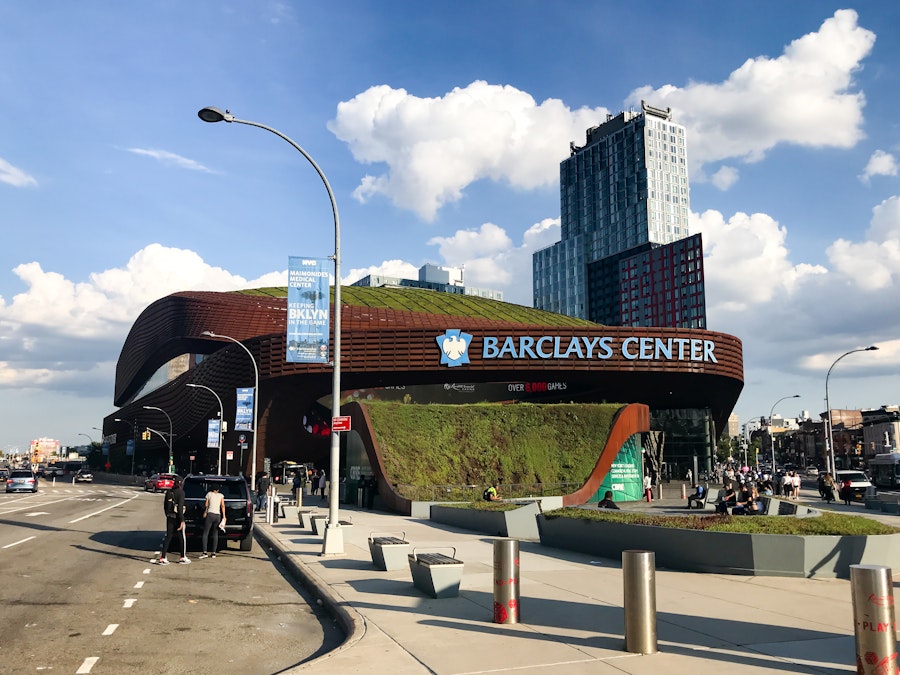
[643,431,665,481]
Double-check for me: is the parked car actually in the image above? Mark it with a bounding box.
[7,469,38,493]
[74,467,94,483]
[834,470,875,502]
[144,473,179,492]
[182,475,255,551]
[805,466,819,476]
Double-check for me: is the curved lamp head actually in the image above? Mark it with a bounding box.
[866,345,879,351]
[201,330,217,337]
[198,106,234,123]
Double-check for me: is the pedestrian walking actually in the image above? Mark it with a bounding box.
[198,484,226,559]
[318,470,327,501]
[155,477,190,565]
[643,472,653,502]
[256,471,270,511]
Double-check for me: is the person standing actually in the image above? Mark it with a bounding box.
[643,472,653,502]
[198,484,226,559]
[318,469,327,501]
[256,471,270,511]
[685,468,692,484]
[791,471,801,500]
[156,477,190,565]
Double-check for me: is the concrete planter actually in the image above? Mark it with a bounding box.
[535,514,900,578]
[430,502,541,540]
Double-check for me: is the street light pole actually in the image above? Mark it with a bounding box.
[143,406,174,473]
[199,331,259,488]
[187,383,225,474]
[768,395,800,471]
[198,106,344,556]
[825,346,878,475]
[114,418,138,475]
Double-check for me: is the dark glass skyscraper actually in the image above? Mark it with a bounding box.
[534,101,706,329]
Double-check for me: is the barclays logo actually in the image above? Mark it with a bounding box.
[436,329,473,367]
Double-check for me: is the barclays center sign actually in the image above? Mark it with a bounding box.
[436,329,718,368]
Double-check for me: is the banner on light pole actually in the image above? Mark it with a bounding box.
[235,388,254,431]
[207,419,221,448]
[286,256,331,364]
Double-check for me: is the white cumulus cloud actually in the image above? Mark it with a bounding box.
[859,150,898,183]
[0,244,284,392]
[328,81,609,220]
[628,9,874,184]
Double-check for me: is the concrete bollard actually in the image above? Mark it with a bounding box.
[850,564,897,674]
[493,538,520,624]
[623,550,657,654]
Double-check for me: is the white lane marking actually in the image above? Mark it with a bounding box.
[0,494,85,515]
[133,581,144,589]
[25,512,50,516]
[143,568,151,574]
[69,494,140,523]
[2,536,36,549]
[76,657,99,673]
[102,624,118,636]
[123,598,136,608]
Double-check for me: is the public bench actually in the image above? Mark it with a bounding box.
[368,532,410,571]
[298,509,319,531]
[408,547,464,598]
[687,486,716,510]
[312,514,353,537]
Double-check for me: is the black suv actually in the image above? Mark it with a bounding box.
[182,475,254,551]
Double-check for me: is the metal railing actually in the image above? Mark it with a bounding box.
[392,482,582,502]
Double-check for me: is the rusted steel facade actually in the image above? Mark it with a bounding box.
[104,290,744,476]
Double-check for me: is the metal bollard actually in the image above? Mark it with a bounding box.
[493,538,520,624]
[850,564,897,674]
[623,550,657,654]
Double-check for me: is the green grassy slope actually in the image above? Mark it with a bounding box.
[360,402,622,489]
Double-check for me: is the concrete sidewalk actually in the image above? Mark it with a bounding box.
[254,491,896,674]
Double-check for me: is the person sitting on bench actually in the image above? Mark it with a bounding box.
[716,484,737,514]
[686,483,706,509]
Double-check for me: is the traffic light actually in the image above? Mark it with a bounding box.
[142,429,151,441]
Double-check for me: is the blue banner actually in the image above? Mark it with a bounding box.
[287,256,331,363]
[126,439,134,457]
[207,419,221,448]
[235,388,254,431]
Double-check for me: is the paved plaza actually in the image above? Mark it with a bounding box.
[255,483,897,674]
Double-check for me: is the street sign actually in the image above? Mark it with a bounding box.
[226,451,234,460]
[332,416,351,432]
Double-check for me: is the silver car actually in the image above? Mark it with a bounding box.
[6,469,38,493]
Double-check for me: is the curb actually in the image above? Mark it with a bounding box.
[255,525,369,672]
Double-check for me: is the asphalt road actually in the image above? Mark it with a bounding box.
[0,477,342,674]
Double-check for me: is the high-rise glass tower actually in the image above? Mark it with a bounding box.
[534,101,706,328]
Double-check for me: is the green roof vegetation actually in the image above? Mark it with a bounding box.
[236,285,599,327]
[360,401,623,494]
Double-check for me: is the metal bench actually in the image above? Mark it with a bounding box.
[311,514,329,536]
[298,509,318,530]
[312,514,353,537]
[368,531,410,571]
[408,547,464,598]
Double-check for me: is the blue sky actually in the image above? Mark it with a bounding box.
[2,2,899,454]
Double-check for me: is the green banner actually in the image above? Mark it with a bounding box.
[596,434,644,502]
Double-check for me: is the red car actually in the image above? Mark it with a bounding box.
[144,473,179,493]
